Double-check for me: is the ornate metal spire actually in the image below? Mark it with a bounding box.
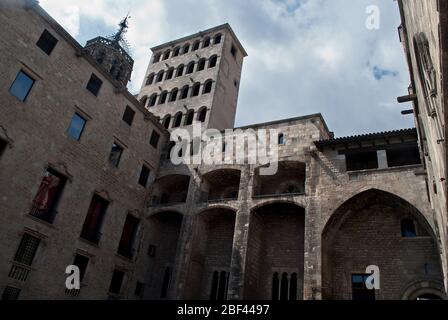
[112,14,130,45]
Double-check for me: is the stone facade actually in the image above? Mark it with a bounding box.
[0,0,447,301]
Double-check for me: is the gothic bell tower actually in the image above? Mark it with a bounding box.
[84,16,134,88]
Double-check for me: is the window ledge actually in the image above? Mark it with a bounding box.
[116,253,134,263]
[347,164,423,175]
[253,193,306,199]
[78,237,101,248]
[25,213,56,228]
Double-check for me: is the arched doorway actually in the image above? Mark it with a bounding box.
[322,189,445,300]
[184,207,236,300]
[244,202,305,300]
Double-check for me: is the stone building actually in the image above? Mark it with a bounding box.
[0,0,447,300]
[396,0,448,290]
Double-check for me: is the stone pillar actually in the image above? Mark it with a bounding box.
[228,165,252,300]
[377,150,388,169]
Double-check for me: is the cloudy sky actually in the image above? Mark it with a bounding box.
[39,0,414,137]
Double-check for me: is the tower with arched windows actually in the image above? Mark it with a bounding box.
[138,23,247,131]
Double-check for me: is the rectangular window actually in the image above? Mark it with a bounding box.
[122,106,136,126]
[352,274,376,301]
[117,214,140,259]
[9,71,35,102]
[386,145,421,167]
[72,254,89,282]
[30,168,67,223]
[138,165,151,187]
[109,269,125,295]
[80,195,109,244]
[231,45,237,58]
[1,286,21,301]
[67,113,87,141]
[36,29,58,55]
[86,74,103,96]
[109,143,124,167]
[14,234,41,266]
[345,151,378,171]
[0,139,7,157]
[149,131,160,149]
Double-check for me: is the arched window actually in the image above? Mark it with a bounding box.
[203,80,213,94]
[203,37,210,48]
[169,88,178,102]
[146,73,155,85]
[209,55,218,68]
[272,273,280,301]
[401,219,417,237]
[176,65,184,77]
[214,33,222,44]
[153,53,161,63]
[198,107,207,123]
[160,266,171,298]
[173,112,183,128]
[166,67,174,80]
[278,133,285,145]
[163,115,171,129]
[159,91,168,104]
[173,46,181,57]
[192,40,200,51]
[280,273,289,301]
[149,94,158,107]
[185,110,195,126]
[191,83,201,97]
[180,85,189,100]
[156,70,164,83]
[140,96,148,107]
[186,61,195,74]
[183,43,190,54]
[162,50,170,60]
[289,273,297,300]
[197,58,206,71]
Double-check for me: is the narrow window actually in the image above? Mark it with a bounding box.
[401,219,417,237]
[14,234,41,266]
[9,70,35,102]
[150,131,160,149]
[36,29,58,55]
[149,94,158,107]
[167,142,176,160]
[68,113,87,141]
[173,47,180,57]
[159,91,168,104]
[80,195,109,244]
[209,55,218,68]
[185,111,194,126]
[183,43,190,54]
[210,271,219,300]
[162,50,170,60]
[180,86,189,99]
[166,68,174,80]
[0,139,7,158]
[176,65,184,77]
[352,274,375,301]
[191,83,201,97]
[214,33,222,44]
[86,74,103,96]
[280,273,289,301]
[160,267,171,298]
[122,106,135,126]
[109,269,125,295]
[139,165,151,187]
[197,58,206,71]
[289,273,298,300]
[156,71,164,83]
[1,286,21,301]
[217,271,228,301]
[231,45,237,58]
[30,168,67,223]
[153,53,161,63]
[198,108,207,123]
[169,88,178,102]
[186,62,195,74]
[193,41,200,51]
[163,116,171,129]
[109,143,124,167]
[140,96,148,107]
[117,214,140,258]
[72,254,89,282]
[203,80,213,94]
[135,282,144,298]
[173,113,182,128]
[203,37,210,48]
[272,273,279,300]
[146,73,155,85]
[278,133,284,145]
